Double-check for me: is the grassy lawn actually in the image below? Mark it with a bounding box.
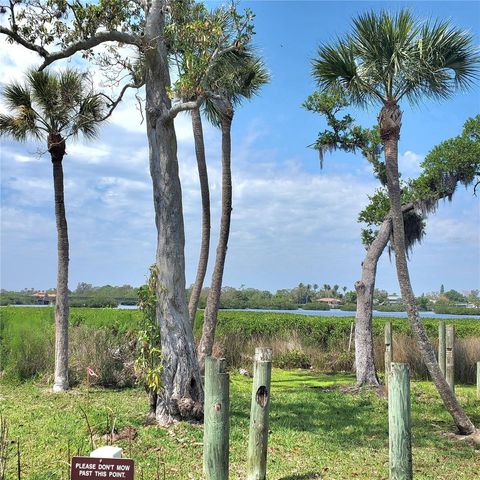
[1,370,478,480]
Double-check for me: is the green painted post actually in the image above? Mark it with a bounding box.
[385,322,393,388]
[203,356,229,480]
[388,363,412,480]
[476,361,480,400]
[446,325,455,393]
[438,321,446,378]
[247,347,272,480]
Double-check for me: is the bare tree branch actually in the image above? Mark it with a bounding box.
[168,96,204,120]
[0,26,142,70]
[39,31,142,70]
[98,79,145,122]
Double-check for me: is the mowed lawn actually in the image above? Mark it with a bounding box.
[1,370,479,480]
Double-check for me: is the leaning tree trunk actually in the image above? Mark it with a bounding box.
[188,107,211,329]
[145,0,203,425]
[198,110,234,371]
[354,219,391,386]
[49,132,69,392]
[355,203,416,387]
[380,101,475,435]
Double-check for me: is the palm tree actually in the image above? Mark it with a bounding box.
[313,10,479,434]
[197,52,269,369]
[0,70,104,392]
[187,106,211,328]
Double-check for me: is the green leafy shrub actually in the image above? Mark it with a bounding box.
[300,303,330,310]
[432,305,479,316]
[274,350,311,369]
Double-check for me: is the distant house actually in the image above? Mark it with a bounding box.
[454,302,477,309]
[318,297,341,307]
[32,292,56,305]
[386,294,402,305]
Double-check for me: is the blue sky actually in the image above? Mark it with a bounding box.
[1,1,479,294]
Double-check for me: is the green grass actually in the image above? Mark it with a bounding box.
[1,370,479,479]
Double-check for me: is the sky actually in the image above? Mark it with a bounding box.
[1,1,479,295]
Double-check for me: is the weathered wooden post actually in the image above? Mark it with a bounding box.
[388,363,412,480]
[476,361,480,400]
[203,356,229,480]
[247,347,272,480]
[446,325,455,393]
[438,320,446,377]
[385,322,393,388]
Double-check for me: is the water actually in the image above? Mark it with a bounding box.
[234,308,480,320]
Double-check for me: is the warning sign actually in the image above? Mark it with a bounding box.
[71,457,134,480]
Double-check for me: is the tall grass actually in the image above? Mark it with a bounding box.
[1,307,479,385]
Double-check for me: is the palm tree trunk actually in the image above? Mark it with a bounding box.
[188,107,211,329]
[198,110,233,371]
[380,102,475,435]
[145,0,203,425]
[49,133,69,392]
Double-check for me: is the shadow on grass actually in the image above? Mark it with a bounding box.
[278,474,322,480]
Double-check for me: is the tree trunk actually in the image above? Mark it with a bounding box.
[380,101,475,435]
[198,110,234,371]
[49,132,69,392]
[354,219,391,387]
[145,0,203,425]
[188,107,211,329]
[355,203,416,387]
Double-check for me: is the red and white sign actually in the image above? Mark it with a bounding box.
[71,457,134,480]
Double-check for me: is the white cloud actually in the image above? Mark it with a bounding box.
[399,150,424,178]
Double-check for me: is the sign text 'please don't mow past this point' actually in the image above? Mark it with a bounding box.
[71,457,134,480]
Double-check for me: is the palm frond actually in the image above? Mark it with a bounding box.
[203,47,269,125]
[3,82,33,110]
[313,9,479,106]
[0,112,43,141]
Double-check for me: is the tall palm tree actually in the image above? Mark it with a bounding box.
[313,10,479,434]
[0,70,104,392]
[197,52,269,369]
[187,106,211,328]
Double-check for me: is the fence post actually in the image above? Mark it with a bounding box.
[476,361,480,401]
[438,321,446,378]
[388,363,412,480]
[446,325,455,393]
[203,356,229,480]
[247,347,272,480]
[385,322,393,388]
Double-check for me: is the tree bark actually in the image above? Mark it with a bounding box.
[145,0,203,425]
[198,110,233,371]
[188,107,211,329]
[49,132,69,392]
[380,101,475,435]
[354,220,391,387]
[355,203,416,387]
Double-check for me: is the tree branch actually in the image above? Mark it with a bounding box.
[39,31,142,70]
[0,25,141,69]
[0,25,49,57]
[168,96,204,120]
[98,79,145,122]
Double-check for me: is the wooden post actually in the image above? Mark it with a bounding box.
[476,361,480,400]
[438,321,446,378]
[388,363,412,480]
[446,325,455,393]
[385,322,393,388]
[203,356,229,480]
[247,348,272,480]
[348,322,354,352]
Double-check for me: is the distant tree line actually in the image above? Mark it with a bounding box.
[2,283,478,311]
